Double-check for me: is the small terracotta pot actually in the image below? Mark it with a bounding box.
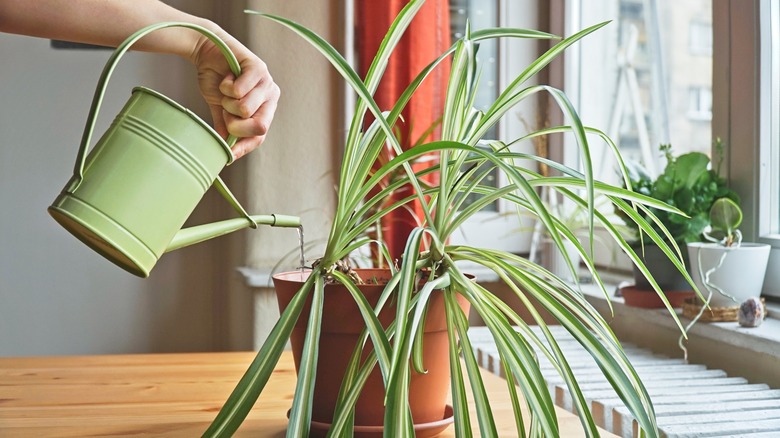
[273,268,470,434]
[620,284,695,308]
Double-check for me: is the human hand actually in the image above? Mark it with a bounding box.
[190,29,279,160]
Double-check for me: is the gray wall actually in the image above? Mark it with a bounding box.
[0,4,236,356]
[0,0,343,356]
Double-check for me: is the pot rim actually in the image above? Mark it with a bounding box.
[272,268,476,283]
[272,268,395,283]
[686,241,771,251]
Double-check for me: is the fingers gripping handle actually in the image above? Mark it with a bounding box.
[74,22,241,184]
[72,22,257,228]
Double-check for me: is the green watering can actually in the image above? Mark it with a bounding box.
[48,22,300,278]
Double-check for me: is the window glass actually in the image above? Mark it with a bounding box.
[689,20,713,56]
[449,0,498,124]
[687,86,712,121]
[762,0,780,236]
[447,0,538,257]
[726,0,780,298]
[572,0,713,185]
[761,0,780,300]
[450,0,499,211]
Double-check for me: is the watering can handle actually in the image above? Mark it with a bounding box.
[73,22,257,228]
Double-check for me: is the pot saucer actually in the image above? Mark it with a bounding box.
[288,404,454,438]
[620,284,695,308]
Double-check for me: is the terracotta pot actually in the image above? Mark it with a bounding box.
[273,268,470,435]
[620,284,695,308]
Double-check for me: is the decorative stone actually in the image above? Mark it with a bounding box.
[738,297,765,327]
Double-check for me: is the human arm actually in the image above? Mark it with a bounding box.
[0,0,277,159]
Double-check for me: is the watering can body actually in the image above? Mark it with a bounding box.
[49,23,299,278]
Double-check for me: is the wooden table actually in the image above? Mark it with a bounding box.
[0,351,616,437]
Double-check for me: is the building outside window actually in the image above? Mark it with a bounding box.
[570,0,713,184]
[447,0,719,272]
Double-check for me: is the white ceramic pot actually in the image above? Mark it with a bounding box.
[687,242,771,307]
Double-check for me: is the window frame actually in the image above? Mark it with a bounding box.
[558,0,780,287]
[757,0,780,241]
[714,0,780,298]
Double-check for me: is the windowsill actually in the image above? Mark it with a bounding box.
[581,281,780,350]
[238,264,780,386]
[238,266,780,353]
[577,275,780,387]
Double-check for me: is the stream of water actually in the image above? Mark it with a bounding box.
[297,225,306,272]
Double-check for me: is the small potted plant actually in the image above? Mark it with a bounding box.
[617,142,739,307]
[202,3,691,437]
[687,197,771,309]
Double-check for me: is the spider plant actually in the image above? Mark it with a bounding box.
[204,2,693,437]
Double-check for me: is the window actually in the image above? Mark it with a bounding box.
[448,0,542,258]
[758,0,780,241]
[562,1,713,270]
[450,0,499,213]
[454,1,718,270]
[450,0,499,138]
[689,20,713,56]
[725,0,780,298]
[765,1,780,241]
[568,0,713,186]
[688,86,712,121]
[563,0,780,299]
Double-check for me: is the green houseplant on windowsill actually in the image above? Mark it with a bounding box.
[616,143,739,307]
[203,2,692,437]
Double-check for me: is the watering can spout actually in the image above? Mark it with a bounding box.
[166,214,301,253]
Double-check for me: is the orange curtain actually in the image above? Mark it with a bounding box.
[356,0,451,261]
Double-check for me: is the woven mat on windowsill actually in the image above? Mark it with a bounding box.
[682,297,767,322]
